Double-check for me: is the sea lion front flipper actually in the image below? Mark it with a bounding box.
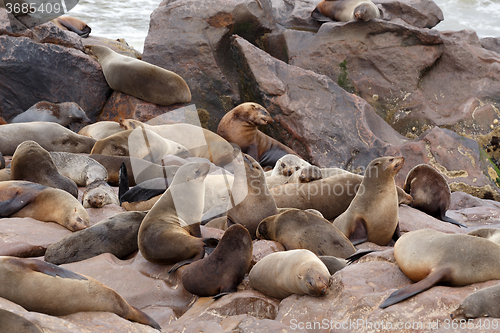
[118,162,129,204]
[168,260,194,274]
[349,217,368,246]
[0,191,37,217]
[13,257,88,280]
[379,267,452,308]
[441,214,468,228]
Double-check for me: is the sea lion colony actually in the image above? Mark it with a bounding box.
[0,31,495,331]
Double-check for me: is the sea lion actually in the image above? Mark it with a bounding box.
[45,211,147,265]
[52,16,91,38]
[380,229,500,308]
[78,121,125,140]
[257,209,356,258]
[312,0,381,22]
[270,154,311,177]
[467,228,500,245]
[0,256,160,330]
[90,128,191,162]
[452,283,500,320]
[10,141,78,198]
[287,165,323,184]
[333,156,404,245]
[88,45,191,106]
[0,181,90,231]
[0,151,5,169]
[404,164,466,228]
[180,224,253,297]
[138,162,212,265]
[0,168,10,182]
[0,308,43,333]
[82,179,120,208]
[217,103,300,169]
[49,151,108,187]
[10,101,90,127]
[0,122,96,155]
[249,249,332,299]
[318,256,347,275]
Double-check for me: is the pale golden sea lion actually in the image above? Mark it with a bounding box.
[78,121,125,140]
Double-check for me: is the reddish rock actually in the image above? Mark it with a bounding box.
[85,204,126,225]
[251,240,285,268]
[0,8,33,38]
[398,205,467,234]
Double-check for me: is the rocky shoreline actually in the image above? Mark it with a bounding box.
[2,0,500,332]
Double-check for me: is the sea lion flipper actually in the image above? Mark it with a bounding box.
[346,250,377,265]
[311,6,331,22]
[168,259,194,274]
[0,191,37,217]
[15,258,88,280]
[392,223,401,242]
[379,267,452,308]
[213,292,230,300]
[55,18,89,37]
[441,214,468,228]
[118,162,129,204]
[128,306,161,331]
[349,217,368,246]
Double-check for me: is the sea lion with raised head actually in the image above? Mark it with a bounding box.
[217,103,300,169]
[249,249,332,299]
[312,0,381,22]
[0,256,160,330]
[88,45,191,106]
[333,156,404,245]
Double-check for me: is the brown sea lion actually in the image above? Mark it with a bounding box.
[52,16,91,38]
[0,308,43,333]
[453,283,500,320]
[78,120,125,140]
[312,0,381,22]
[10,141,78,198]
[88,45,191,106]
[0,181,90,231]
[249,249,332,299]
[404,164,466,228]
[0,151,5,169]
[217,103,300,169]
[380,229,500,308]
[0,256,160,330]
[11,101,90,127]
[138,162,212,266]
[0,122,96,155]
[257,209,356,258]
[180,224,253,297]
[333,156,404,245]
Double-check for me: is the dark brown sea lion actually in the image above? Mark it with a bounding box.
[217,102,300,169]
[52,16,91,37]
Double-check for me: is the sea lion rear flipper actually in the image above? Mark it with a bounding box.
[346,250,377,265]
[168,259,195,274]
[118,162,129,204]
[349,218,368,246]
[0,191,37,217]
[311,7,332,22]
[379,267,452,308]
[128,306,161,331]
[441,214,468,228]
[13,257,88,280]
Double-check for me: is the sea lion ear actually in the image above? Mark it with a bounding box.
[297,273,304,280]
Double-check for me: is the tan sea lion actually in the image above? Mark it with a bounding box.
[51,16,91,38]
[45,211,147,265]
[88,45,191,106]
[82,179,120,208]
[180,224,253,297]
[10,141,78,198]
[49,151,108,187]
[249,249,332,299]
[453,283,500,320]
[333,156,404,245]
[78,120,125,140]
[0,122,96,155]
[257,209,356,258]
[138,162,212,265]
[404,164,466,228]
[312,0,381,22]
[0,256,160,330]
[467,228,500,245]
[0,308,43,333]
[217,103,300,169]
[0,181,90,231]
[380,229,500,308]
[270,154,311,177]
[11,101,90,127]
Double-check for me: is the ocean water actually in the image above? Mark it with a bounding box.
[67,0,499,53]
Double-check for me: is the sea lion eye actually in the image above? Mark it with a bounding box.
[374,162,380,166]
[281,163,285,168]
[295,166,300,170]
[389,158,394,162]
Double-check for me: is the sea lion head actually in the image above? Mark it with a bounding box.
[298,165,323,183]
[65,206,91,231]
[353,2,380,21]
[274,154,309,177]
[235,102,274,127]
[301,267,332,296]
[366,156,404,179]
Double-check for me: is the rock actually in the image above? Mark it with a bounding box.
[0,7,33,38]
[0,35,111,122]
[231,35,500,199]
[251,240,285,268]
[265,0,320,30]
[374,0,443,29]
[142,0,276,132]
[83,36,142,59]
[398,205,467,234]
[85,204,127,225]
[481,37,500,55]
[31,22,84,50]
[0,217,71,257]
[450,191,500,210]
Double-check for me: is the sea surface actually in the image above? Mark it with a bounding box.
[68,0,500,53]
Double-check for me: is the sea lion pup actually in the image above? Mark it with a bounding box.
[0,181,90,231]
[82,179,120,208]
[0,256,161,330]
[257,209,356,258]
[45,211,147,265]
[180,224,253,297]
[49,151,108,187]
[90,128,191,162]
[0,308,43,333]
[0,122,96,155]
[287,165,323,184]
[404,164,466,228]
[380,229,500,309]
[52,16,91,38]
[120,119,237,167]
[217,103,300,169]
[10,101,90,127]
[138,162,214,266]
[312,0,381,22]
[333,156,404,245]
[78,120,125,140]
[88,45,191,106]
[270,154,311,177]
[452,283,500,320]
[249,249,332,299]
[10,141,78,198]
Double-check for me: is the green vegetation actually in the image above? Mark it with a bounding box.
[338,60,355,93]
